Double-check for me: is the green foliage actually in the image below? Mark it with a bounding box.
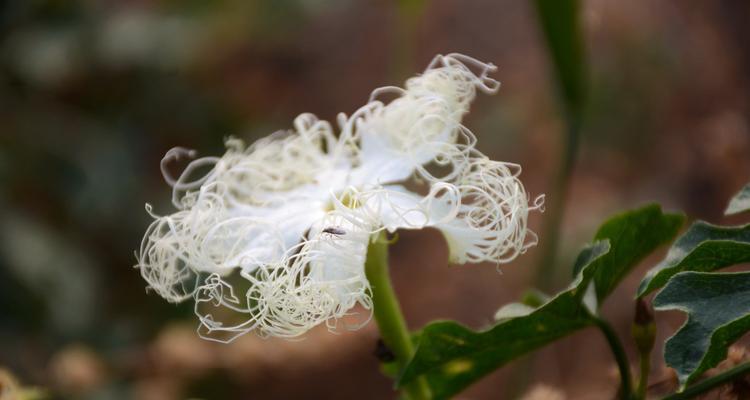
[653,271,750,387]
[635,183,750,394]
[397,243,607,399]
[582,205,685,303]
[726,183,750,215]
[397,205,682,399]
[637,222,750,297]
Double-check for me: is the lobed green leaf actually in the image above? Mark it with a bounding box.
[653,271,750,387]
[637,222,750,297]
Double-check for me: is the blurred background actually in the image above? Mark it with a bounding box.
[1,1,749,399]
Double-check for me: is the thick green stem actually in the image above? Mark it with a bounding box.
[365,232,431,400]
[661,362,750,400]
[594,318,634,400]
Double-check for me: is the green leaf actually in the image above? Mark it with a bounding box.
[397,205,683,399]
[653,271,750,387]
[637,222,750,297]
[579,204,685,302]
[726,183,750,215]
[533,0,586,120]
[398,242,608,399]
[493,302,537,322]
[494,290,551,321]
[520,289,550,308]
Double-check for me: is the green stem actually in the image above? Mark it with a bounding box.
[390,0,423,80]
[662,362,750,400]
[365,232,432,400]
[508,120,577,398]
[637,352,650,400]
[594,318,634,400]
[535,118,581,292]
[632,299,656,400]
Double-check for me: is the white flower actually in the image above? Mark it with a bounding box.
[137,53,544,342]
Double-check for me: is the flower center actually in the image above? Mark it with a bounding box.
[324,188,362,212]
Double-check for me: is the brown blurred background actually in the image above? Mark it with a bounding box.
[1,1,749,399]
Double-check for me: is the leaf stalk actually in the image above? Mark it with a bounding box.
[594,317,634,400]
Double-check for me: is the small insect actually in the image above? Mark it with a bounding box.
[322,227,346,236]
[373,338,395,363]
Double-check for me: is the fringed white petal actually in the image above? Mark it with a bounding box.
[193,210,374,342]
[353,53,499,184]
[433,160,544,264]
[353,159,544,265]
[352,184,460,232]
[137,205,201,303]
[139,109,354,296]
[137,194,294,302]
[160,114,352,210]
